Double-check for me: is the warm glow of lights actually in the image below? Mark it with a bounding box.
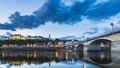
[100,42,110,47]
[100,42,105,47]
[34,51,37,58]
[9,34,26,40]
[71,52,75,63]
[58,42,63,47]
[72,57,75,63]
[26,53,33,58]
[10,61,26,65]
[65,52,68,60]
[2,52,5,58]
[55,52,58,58]
[2,44,8,47]
[101,53,105,59]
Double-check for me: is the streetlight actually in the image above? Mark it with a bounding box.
[83,33,85,38]
[71,38,74,45]
[110,20,115,34]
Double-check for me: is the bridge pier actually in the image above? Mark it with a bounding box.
[111,52,120,63]
[83,45,88,52]
[111,41,120,52]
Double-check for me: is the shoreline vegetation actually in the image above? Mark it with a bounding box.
[0,39,61,46]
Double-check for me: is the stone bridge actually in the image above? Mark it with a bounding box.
[72,29,120,52]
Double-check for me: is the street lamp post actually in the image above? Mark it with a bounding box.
[83,34,85,38]
[110,21,115,35]
[83,33,85,38]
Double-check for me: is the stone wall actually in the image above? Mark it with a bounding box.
[111,40,120,52]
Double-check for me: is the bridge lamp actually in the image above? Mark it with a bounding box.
[83,33,85,38]
[110,20,115,34]
[71,39,74,44]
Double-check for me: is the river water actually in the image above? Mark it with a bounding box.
[0,51,119,68]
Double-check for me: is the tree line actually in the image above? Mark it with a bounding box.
[0,38,61,46]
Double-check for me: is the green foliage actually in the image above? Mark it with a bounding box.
[0,38,61,46]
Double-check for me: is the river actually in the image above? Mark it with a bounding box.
[0,51,119,68]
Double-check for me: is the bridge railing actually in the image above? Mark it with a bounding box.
[81,27,120,42]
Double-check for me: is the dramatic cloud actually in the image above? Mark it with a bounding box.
[34,0,96,24]
[0,0,120,31]
[9,12,41,29]
[0,12,41,30]
[86,0,120,20]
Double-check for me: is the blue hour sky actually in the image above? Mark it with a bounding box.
[0,0,120,39]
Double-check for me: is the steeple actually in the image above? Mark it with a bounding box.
[49,34,52,40]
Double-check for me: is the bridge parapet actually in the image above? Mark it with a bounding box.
[81,27,120,43]
[72,28,120,52]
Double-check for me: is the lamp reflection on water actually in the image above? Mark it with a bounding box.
[55,52,59,59]
[2,51,5,58]
[66,52,68,60]
[101,52,105,59]
[34,51,36,58]
[72,52,75,63]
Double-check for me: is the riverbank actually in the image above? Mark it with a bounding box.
[0,47,66,51]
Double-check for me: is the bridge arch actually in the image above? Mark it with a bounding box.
[88,39,112,51]
[76,44,84,51]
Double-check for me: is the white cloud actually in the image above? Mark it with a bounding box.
[61,0,74,6]
[61,0,85,6]
[94,0,110,5]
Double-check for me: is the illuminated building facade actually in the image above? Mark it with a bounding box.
[9,34,26,40]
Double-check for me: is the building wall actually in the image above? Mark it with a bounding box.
[9,34,26,40]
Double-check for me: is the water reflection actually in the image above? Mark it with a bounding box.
[0,51,65,65]
[87,52,111,64]
[0,51,119,68]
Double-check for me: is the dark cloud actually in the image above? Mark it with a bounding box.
[0,22,15,31]
[0,12,42,30]
[85,0,120,19]
[0,0,120,31]
[9,12,41,29]
[34,0,96,24]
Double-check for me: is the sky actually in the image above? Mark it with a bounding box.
[0,0,120,39]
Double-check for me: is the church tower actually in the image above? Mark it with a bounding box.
[49,34,52,40]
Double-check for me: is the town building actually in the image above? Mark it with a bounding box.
[26,35,43,39]
[9,34,26,40]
